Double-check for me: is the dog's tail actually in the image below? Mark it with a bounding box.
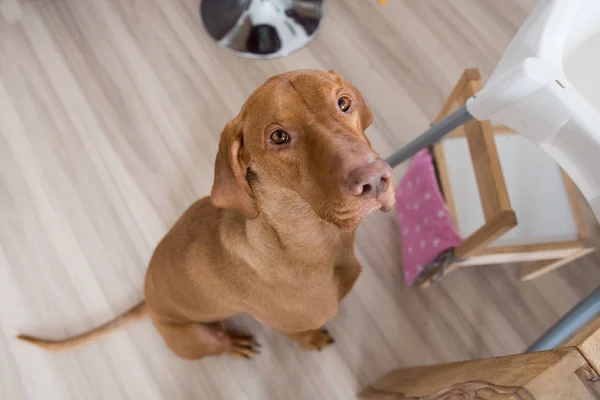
[17,301,148,352]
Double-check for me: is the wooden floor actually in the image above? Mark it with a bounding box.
[1,0,599,399]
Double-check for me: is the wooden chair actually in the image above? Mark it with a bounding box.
[417,69,595,287]
[359,316,600,400]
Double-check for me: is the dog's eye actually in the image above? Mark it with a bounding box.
[338,96,352,112]
[270,129,289,145]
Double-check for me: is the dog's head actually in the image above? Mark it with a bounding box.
[211,70,394,231]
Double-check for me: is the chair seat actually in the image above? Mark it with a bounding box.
[442,134,579,247]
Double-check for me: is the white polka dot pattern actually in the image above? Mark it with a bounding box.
[394,149,462,286]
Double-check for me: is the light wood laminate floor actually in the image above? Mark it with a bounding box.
[1,0,599,399]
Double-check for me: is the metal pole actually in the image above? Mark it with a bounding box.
[385,105,474,168]
[526,286,600,352]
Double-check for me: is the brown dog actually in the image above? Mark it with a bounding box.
[18,69,395,360]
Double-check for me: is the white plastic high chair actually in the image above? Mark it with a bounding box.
[466,0,600,222]
[386,0,600,351]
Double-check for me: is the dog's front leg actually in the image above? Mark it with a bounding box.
[335,256,363,301]
[284,328,335,351]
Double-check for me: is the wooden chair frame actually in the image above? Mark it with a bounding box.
[417,69,594,287]
[360,316,600,399]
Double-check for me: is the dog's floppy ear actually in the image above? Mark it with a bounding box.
[328,70,373,129]
[210,118,259,219]
[354,88,373,130]
[328,69,342,80]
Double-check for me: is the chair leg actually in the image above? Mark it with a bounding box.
[519,248,595,281]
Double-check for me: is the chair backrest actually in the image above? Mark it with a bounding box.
[466,0,600,222]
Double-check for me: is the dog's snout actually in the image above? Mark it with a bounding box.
[345,160,392,199]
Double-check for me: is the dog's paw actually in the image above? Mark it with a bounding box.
[226,331,261,359]
[301,328,335,352]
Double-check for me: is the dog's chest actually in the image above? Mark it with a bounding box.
[248,274,341,333]
[239,226,355,333]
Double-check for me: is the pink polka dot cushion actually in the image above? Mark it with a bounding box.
[395,149,462,286]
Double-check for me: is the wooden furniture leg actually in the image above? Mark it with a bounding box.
[520,248,596,281]
[415,69,517,288]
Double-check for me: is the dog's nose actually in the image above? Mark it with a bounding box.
[345,160,392,199]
